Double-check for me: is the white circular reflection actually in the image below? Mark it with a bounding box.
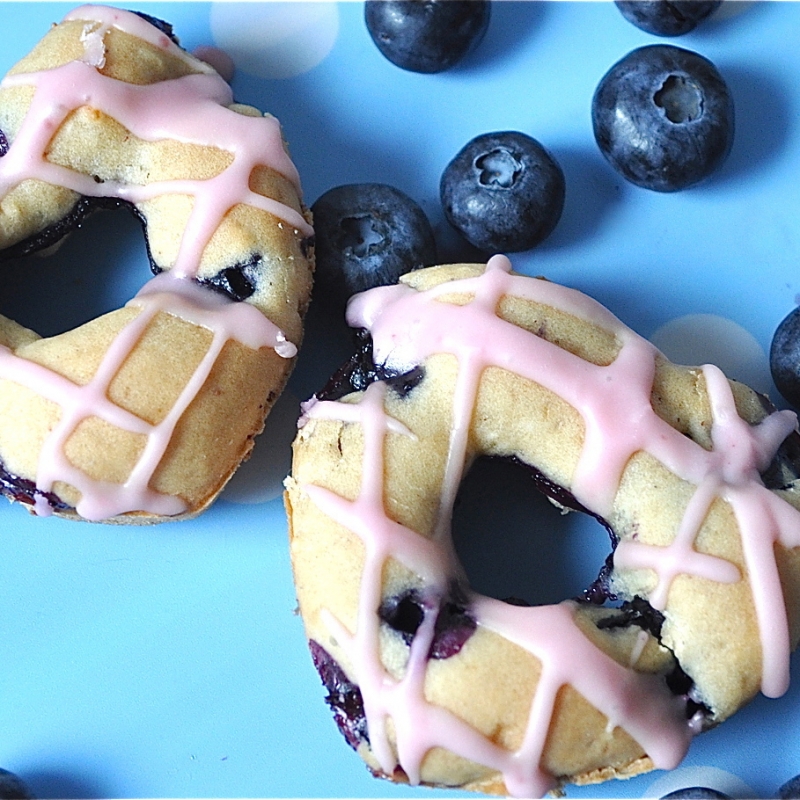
[210,2,340,79]
[650,313,771,395]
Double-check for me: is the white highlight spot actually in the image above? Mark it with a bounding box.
[650,313,771,395]
[221,391,300,505]
[210,2,340,79]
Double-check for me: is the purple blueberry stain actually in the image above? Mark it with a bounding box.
[309,640,369,750]
[429,596,477,659]
[0,462,70,513]
[378,586,477,659]
[317,330,425,402]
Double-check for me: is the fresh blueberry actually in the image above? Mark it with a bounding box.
[0,769,34,800]
[614,1,722,36]
[440,131,565,253]
[592,44,734,192]
[365,0,490,74]
[778,773,800,799]
[660,789,730,799]
[771,306,800,408]
[311,183,437,310]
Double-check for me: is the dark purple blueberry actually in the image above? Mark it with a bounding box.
[440,131,565,253]
[0,460,70,513]
[771,306,800,408]
[779,774,800,799]
[660,789,730,800]
[311,183,436,310]
[309,640,369,750]
[614,1,722,36]
[0,130,8,158]
[365,0,490,74]
[592,44,734,192]
[378,588,476,659]
[0,770,34,800]
[429,597,476,658]
[317,330,426,403]
[199,256,259,301]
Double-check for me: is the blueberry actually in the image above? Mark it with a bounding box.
[660,789,730,800]
[365,0,490,74]
[614,1,722,37]
[771,306,800,408]
[311,183,436,310]
[0,769,34,800]
[440,131,565,253]
[309,640,369,751]
[778,773,800,799]
[592,44,734,192]
[379,587,476,659]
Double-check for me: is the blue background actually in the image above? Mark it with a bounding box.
[0,2,799,798]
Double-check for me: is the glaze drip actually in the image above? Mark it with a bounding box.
[299,255,800,795]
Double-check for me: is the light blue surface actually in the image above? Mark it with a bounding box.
[0,2,799,798]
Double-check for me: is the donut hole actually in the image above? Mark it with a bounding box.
[0,205,149,338]
[452,456,614,607]
[0,199,264,340]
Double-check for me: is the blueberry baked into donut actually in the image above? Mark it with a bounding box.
[0,6,314,522]
[285,256,800,796]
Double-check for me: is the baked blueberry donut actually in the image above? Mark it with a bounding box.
[285,256,800,795]
[0,6,313,522]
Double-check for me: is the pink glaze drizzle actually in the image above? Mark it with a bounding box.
[300,254,800,795]
[0,6,306,518]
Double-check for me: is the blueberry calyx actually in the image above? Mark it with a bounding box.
[654,74,703,123]
[592,44,734,192]
[614,0,722,37]
[365,0,490,74]
[440,131,565,253]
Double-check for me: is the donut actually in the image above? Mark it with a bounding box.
[0,6,314,522]
[285,255,800,796]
